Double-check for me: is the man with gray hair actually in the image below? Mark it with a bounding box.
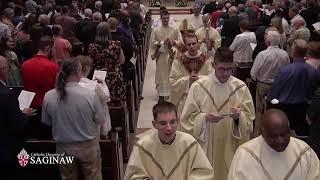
[0,55,34,179]
[95,1,102,12]
[92,12,102,23]
[251,30,290,137]
[267,39,319,136]
[288,17,310,47]
[83,8,93,19]
[25,0,37,13]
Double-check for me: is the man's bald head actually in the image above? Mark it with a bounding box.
[261,109,290,152]
[290,39,308,59]
[0,56,9,81]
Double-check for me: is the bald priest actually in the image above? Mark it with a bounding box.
[228,109,320,180]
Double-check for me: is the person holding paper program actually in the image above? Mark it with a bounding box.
[78,55,111,137]
[0,55,34,179]
[179,47,255,180]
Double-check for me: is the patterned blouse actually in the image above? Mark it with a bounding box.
[88,40,126,104]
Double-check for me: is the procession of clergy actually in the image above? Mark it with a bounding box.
[124,5,320,180]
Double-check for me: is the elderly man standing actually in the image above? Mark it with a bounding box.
[267,40,319,136]
[180,47,255,180]
[124,101,214,179]
[251,30,290,137]
[228,109,320,179]
[287,17,311,48]
[150,10,182,101]
[0,56,33,179]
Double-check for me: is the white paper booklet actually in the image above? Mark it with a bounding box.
[313,22,320,31]
[93,70,107,81]
[18,90,35,110]
[250,43,257,50]
[105,13,110,19]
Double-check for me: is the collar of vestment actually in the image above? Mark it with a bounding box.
[180,51,206,74]
[267,45,280,50]
[211,71,230,85]
[160,25,170,29]
[158,134,176,145]
[66,82,80,87]
[261,135,288,154]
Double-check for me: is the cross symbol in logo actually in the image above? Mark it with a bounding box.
[18,155,29,167]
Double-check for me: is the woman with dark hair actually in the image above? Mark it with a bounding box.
[0,36,22,86]
[71,39,84,57]
[18,24,43,62]
[88,22,126,105]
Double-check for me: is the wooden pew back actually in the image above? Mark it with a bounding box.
[22,132,123,180]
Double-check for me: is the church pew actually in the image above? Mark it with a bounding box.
[100,132,124,180]
[126,79,136,133]
[109,103,131,162]
[23,131,123,180]
[128,64,139,111]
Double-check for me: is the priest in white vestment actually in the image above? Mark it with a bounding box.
[228,109,320,180]
[124,101,214,180]
[180,47,255,180]
[188,4,203,31]
[150,10,182,101]
[195,14,221,59]
[169,33,213,118]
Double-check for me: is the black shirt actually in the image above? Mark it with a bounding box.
[203,2,217,15]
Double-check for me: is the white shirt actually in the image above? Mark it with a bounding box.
[79,78,111,135]
[251,46,290,84]
[229,31,256,63]
[188,14,203,30]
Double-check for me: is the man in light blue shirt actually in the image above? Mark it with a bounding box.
[42,58,106,180]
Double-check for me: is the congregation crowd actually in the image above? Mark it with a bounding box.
[0,0,320,179]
